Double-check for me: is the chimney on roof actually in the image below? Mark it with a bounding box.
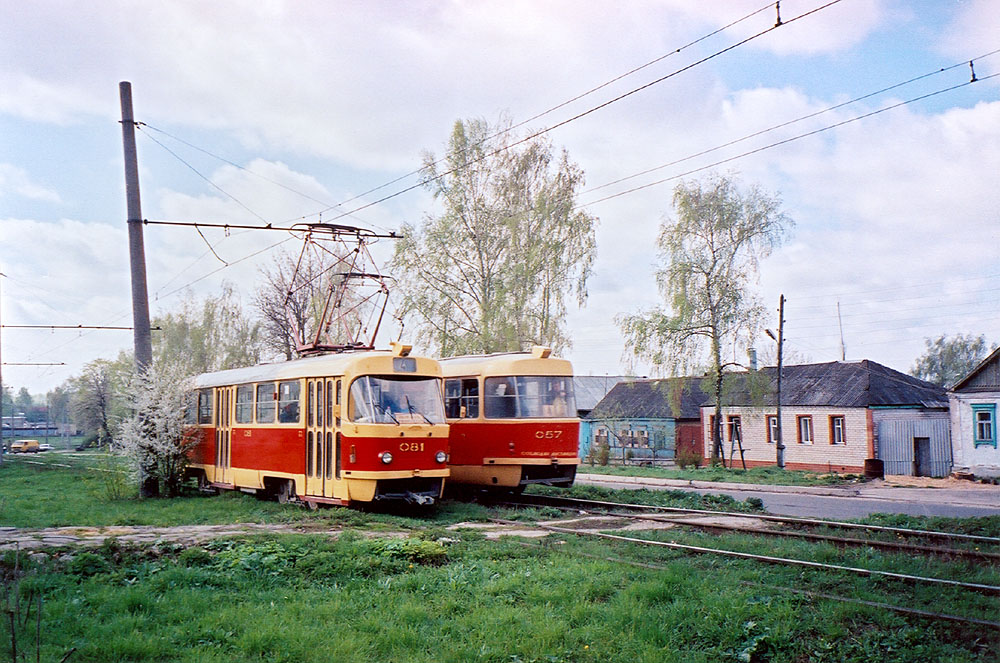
[748,348,758,371]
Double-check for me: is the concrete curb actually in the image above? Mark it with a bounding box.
[577,473,860,497]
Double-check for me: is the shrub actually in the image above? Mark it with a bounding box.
[66,552,111,578]
[178,547,213,567]
[675,450,703,469]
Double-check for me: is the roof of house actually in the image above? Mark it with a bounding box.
[719,360,948,409]
[584,360,948,420]
[573,375,632,411]
[586,377,707,421]
[951,346,1000,393]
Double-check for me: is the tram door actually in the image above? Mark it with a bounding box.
[306,379,334,496]
[214,386,234,485]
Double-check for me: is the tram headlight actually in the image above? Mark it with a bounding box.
[378,451,393,465]
[435,451,447,464]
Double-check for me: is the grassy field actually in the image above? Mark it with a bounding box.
[2,454,998,662]
[577,463,867,486]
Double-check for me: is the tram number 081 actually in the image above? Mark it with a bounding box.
[534,430,563,439]
[399,442,425,452]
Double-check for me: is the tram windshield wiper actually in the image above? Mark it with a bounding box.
[377,403,399,424]
[405,395,434,425]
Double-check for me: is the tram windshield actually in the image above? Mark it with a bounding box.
[484,376,576,419]
[349,375,446,424]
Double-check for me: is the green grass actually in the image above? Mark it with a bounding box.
[3,531,996,662]
[578,463,867,486]
[2,457,998,661]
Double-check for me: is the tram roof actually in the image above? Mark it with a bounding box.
[439,347,572,377]
[193,349,435,388]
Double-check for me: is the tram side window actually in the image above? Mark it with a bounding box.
[256,383,276,423]
[197,389,213,425]
[484,377,517,418]
[445,378,479,418]
[484,376,576,419]
[278,380,301,423]
[235,385,254,424]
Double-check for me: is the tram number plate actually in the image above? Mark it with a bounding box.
[535,430,563,439]
[399,442,425,452]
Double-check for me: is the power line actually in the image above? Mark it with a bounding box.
[299,2,779,222]
[1,325,161,331]
[582,48,1000,197]
[311,0,846,225]
[579,71,1000,209]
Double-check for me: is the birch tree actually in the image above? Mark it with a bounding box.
[392,117,597,356]
[911,333,989,387]
[153,283,264,374]
[618,173,791,464]
[116,361,198,498]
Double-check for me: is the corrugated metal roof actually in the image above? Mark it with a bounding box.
[573,375,631,411]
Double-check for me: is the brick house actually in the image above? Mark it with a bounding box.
[700,360,950,475]
[949,347,1000,478]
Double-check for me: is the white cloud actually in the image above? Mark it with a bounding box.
[0,164,61,203]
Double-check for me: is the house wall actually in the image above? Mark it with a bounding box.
[949,392,1000,478]
[701,406,869,473]
[872,409,951,477]
[675,420,702,459]
[588,418,676,461]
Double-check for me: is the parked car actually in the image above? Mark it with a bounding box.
[37,443,53,452]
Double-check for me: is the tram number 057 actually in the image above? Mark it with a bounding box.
[399,442,425,452]
[535,430,563,439]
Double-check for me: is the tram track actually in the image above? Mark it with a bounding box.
[494,493,1000,561]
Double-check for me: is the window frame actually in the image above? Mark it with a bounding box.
[797,415,814,445]
[256,383,277,424]
[235,384,254,424]
[277,380,301,424]
[766,415,778,444]
[197,389,213,425]
[829,415,846,445]
[972,403,997,448]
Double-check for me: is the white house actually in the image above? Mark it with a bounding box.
[949,347,1000,478]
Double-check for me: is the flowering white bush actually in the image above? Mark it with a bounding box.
[115,362,198,497]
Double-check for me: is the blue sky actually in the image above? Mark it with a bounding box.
[1,0,999,395]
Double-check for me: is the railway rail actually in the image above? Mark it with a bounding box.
[483,495,1000,629]
[495,493,1000,561]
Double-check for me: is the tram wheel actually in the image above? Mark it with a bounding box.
[277,480,293,504]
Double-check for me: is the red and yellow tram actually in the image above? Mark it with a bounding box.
[440,346,580,490]
[187,343,449,507]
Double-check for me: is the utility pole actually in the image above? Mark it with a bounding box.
[775,294,785,469]
[119,81,153,372]
[120,82,157,498]
[0,267,4,465]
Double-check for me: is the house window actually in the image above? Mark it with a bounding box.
[727,416,742,446]
[797,415,814,444]
[766,415,778,444]
[972,404,997,448]
[830,416,845,445]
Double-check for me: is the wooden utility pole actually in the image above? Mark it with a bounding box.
[119,81,153,372]
[775,294,786,469]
